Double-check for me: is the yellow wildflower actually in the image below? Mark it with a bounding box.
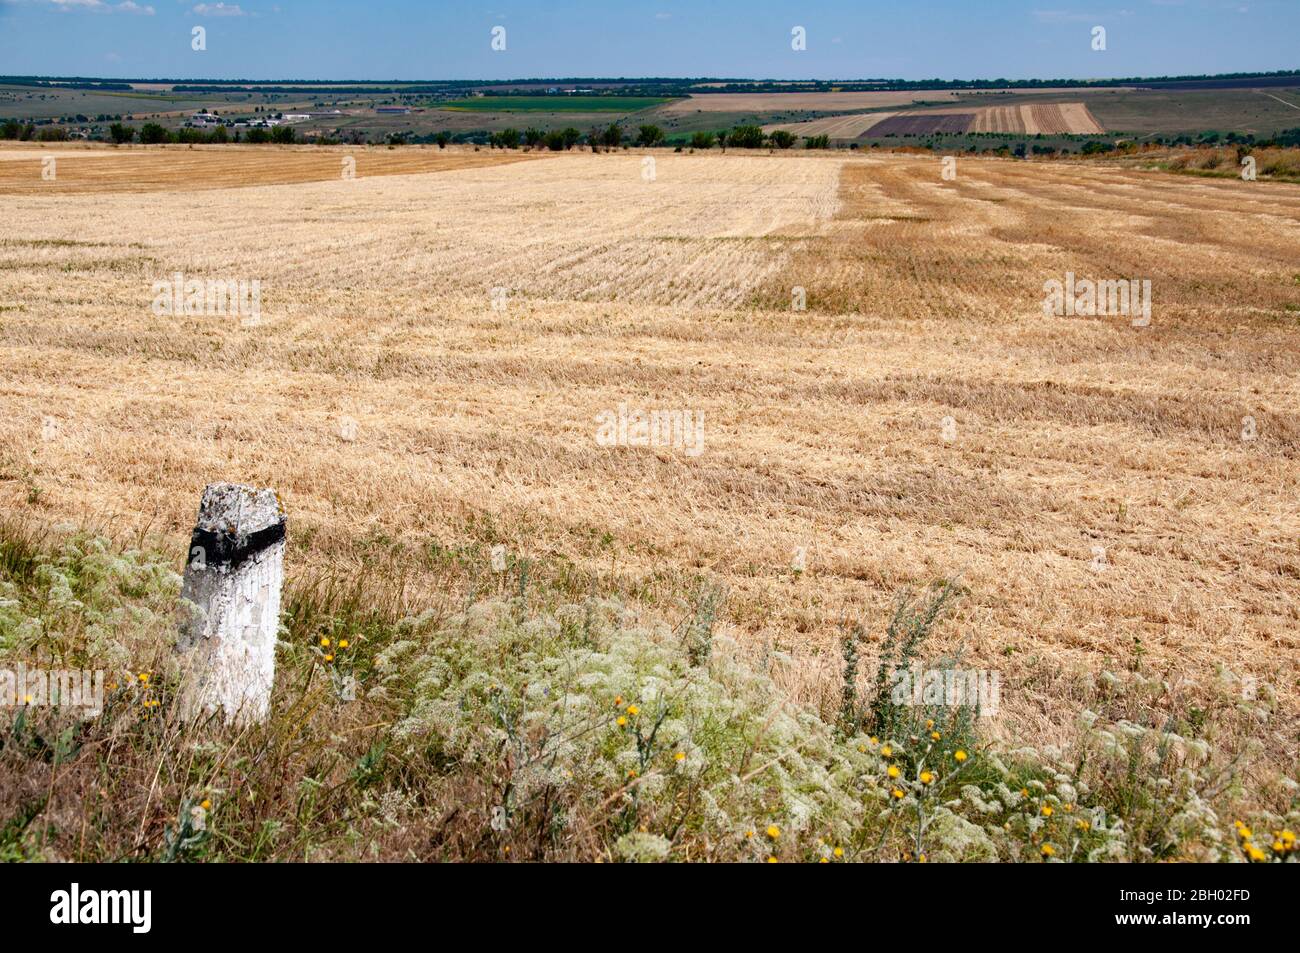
[766,825,780,840]
[954,750,968,762]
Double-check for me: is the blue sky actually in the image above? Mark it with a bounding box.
[0,0,1294,81]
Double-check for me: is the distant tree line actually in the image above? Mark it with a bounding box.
[473,121,837,152]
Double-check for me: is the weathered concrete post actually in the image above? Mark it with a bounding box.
[176,482,286,726]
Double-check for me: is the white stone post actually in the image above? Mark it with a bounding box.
[176,482,286,726]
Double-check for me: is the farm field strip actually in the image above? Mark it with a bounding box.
[662,87,1121,114]
[762,112,897,137]
[438,95,677,112]
[660,91,964,113]
[757,102,1106,138]
[869,113,977,135]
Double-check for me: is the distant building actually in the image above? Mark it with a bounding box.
[376,106,411,114]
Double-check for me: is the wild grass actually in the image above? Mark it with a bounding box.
[1134,145,1300,183]
[0,524,1294,862]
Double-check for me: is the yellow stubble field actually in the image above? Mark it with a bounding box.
[1,142,1297,764]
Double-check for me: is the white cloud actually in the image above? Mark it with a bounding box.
[192,2,247,14]
[44,0,155,12]
[1033,7,1134,21]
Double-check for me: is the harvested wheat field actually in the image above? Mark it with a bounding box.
[763,112,897,138]
[0,142,528,194]
[2,145,1298,785]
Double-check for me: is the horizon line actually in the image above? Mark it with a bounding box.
[5,68,1299,86]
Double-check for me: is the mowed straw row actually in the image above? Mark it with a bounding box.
[970,106,1022,133]
[0,148,1296,770]
[1021,102,1105,135]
